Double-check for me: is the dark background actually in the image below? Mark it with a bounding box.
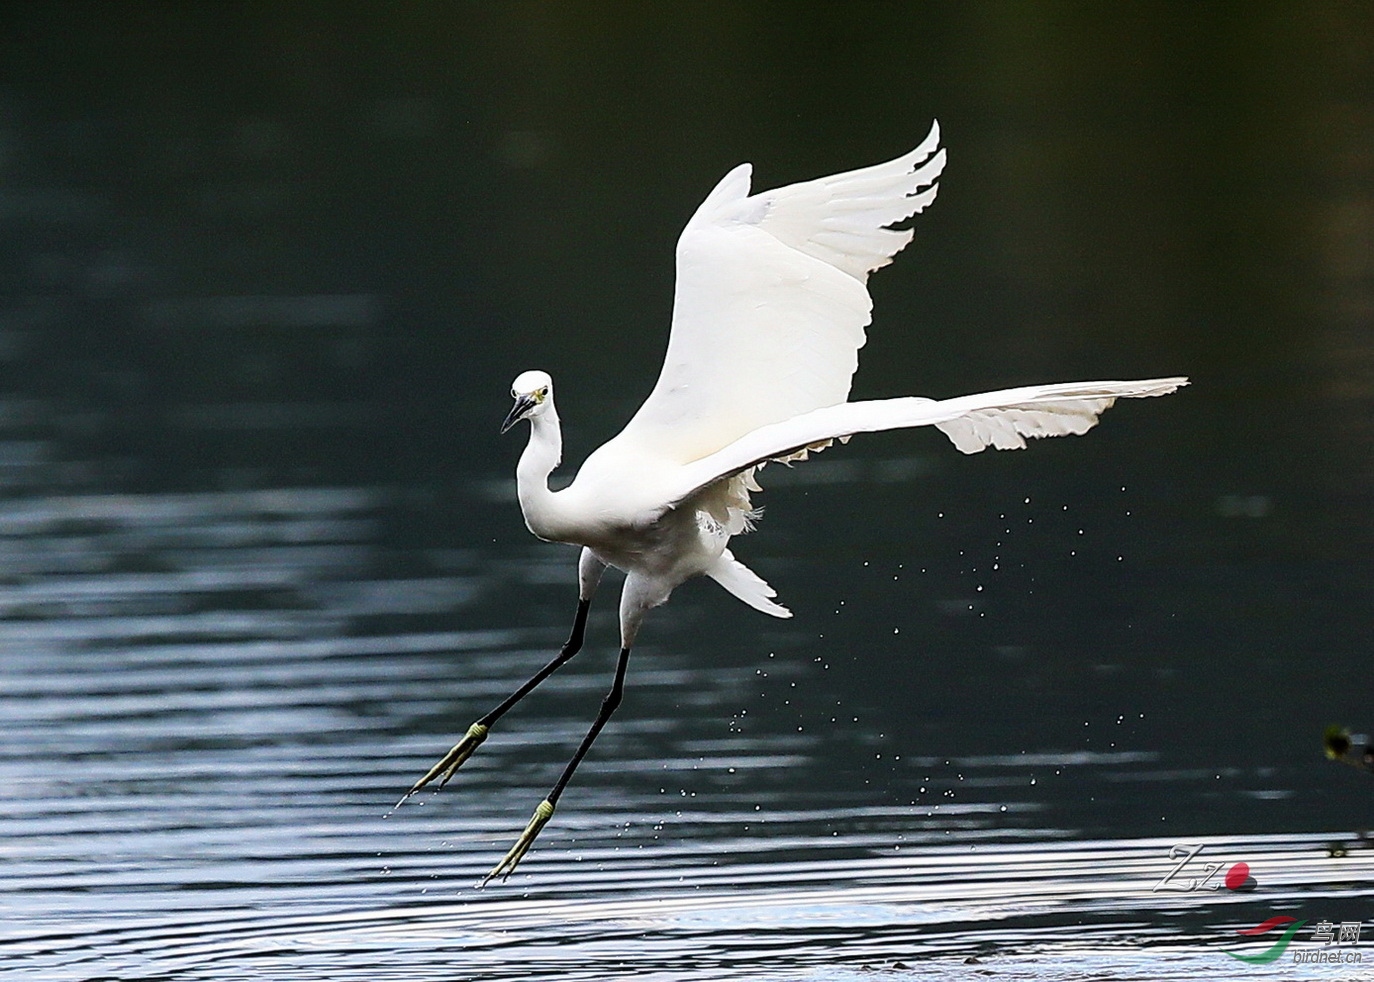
[1,1,1371,859]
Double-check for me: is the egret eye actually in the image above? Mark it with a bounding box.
[536,387,548,400]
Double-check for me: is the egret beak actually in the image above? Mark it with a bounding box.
[501,395,537,434]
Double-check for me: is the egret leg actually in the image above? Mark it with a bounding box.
[482,643,632,885]
[398,597,592,806]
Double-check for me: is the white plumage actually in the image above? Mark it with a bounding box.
[406,121,1186,882]
[611,122,946,462]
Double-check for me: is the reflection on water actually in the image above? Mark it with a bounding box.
[2,486,1371,980]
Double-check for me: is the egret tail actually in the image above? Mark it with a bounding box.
[707,549,792,618]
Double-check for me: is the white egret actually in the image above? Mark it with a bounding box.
[403,121,1185,883]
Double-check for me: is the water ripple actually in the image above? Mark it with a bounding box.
[1,486,1370,981]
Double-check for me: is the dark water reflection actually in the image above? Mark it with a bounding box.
[3,3,1374,979]
[3,483,1372,979]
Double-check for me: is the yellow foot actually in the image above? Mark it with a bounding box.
[396,722,489,808]
[480,799,555,886]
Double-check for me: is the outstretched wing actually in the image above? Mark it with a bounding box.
[609,122,946,464]
[660,378,1188,512]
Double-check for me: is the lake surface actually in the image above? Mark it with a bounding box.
[3,479,1371,980]
[2,4,1373,979]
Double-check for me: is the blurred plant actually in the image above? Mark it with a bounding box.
[1324,725,1373,774]
[1323,725,1371,857]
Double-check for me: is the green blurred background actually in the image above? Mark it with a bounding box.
[1,2,1367,493]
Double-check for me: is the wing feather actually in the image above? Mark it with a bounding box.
[659,378,1188,512]
[604,122,946,465]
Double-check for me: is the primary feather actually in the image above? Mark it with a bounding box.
[663,378,1187,514]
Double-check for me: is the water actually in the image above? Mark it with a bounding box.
[3,4,1374,979]
[9,836,1369,980]
[2,485,1371,980]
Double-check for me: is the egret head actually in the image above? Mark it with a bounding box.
[501,370,554,433]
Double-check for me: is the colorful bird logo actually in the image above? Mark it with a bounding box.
[1226,916,1308,964]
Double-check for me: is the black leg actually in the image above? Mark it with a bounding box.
[548,644,630,806]
[398,597,591,805]
[482,644,632,884]
[478,597,593,730]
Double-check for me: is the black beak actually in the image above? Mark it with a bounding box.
[500,395,536,434]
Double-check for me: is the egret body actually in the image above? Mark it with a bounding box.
[402,122,1185,883]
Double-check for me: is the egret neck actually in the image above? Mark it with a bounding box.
[514,404,571,543]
